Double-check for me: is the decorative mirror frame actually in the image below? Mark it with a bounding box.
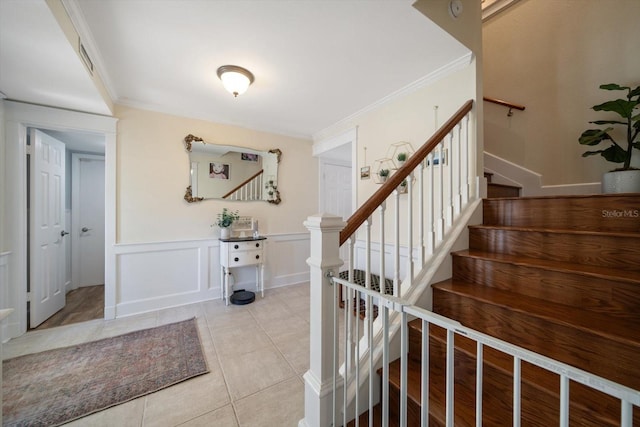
[183,134,282,204]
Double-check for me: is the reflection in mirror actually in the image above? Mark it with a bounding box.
[183,134,281,204]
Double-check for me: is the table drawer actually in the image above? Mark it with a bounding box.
[229,241,264,252]
[228,249,263,267]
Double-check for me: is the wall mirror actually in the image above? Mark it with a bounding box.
[183,134,281,204]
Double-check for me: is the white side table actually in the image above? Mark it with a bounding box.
[219,237,266,305]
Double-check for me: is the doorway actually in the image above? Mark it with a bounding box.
[27,129,106,330]
[4,100,116,340]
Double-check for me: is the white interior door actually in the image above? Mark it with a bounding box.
[72,154,105,288]
[320,161,353,265]
[29,129,66,327]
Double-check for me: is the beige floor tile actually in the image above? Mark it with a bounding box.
[96,311,159,339]
[219,345,295,400]
[234,377,304,427]
[259,312,309,341]
[204,307,256,332]
[179,404,239,427]
[143,372,230,427]
[64,398,145,427]
[272,331,310,375]
[211,324,272,356]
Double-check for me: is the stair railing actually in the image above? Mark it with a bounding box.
[302,100,477,427]
[222,169,263,200]
[330,276,640,426]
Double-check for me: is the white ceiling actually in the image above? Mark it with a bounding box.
[0,0,470,141]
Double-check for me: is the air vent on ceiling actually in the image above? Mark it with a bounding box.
[78,38,94,76]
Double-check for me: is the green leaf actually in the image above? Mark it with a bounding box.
[593,99,637,118]
[599,83,629,91]
[629,86,640,98]
[601,145,627,163]
[582,150,604,157]
[579,128,613,146]
[589,120,627,125]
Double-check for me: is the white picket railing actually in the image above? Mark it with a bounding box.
[301,101,477,427]
[328,277,640,427]
[224,170,263,201]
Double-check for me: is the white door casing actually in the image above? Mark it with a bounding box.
[71,153,105,289]
[29,129,66,327]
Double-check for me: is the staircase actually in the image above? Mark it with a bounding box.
[485,171,521,198]
[360,194,640,425]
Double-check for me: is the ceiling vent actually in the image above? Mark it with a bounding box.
[78,38,94,76]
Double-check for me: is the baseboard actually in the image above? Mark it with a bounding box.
[484,152,601,196]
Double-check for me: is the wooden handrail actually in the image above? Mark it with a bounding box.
[483,96,525,112]
[339,99,474,245]
[222,169,264,199]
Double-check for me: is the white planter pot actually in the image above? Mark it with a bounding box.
[602,170,640,194]
[220,227,231,239]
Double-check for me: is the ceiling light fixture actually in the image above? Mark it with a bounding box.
[216,65,255,98]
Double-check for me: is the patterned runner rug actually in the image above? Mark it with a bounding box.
[3,317,208,426]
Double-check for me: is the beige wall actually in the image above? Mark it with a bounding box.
[115,105,317,243]
[483,0,640,185]
[0,101,5,250]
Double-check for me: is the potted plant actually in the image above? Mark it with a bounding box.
[397,179,408,193]
[396,152,407,167]
[378,168,390,183]
[579,83,640,193]
[215,208,239,239]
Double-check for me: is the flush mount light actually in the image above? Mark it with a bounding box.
[216,65,255,97]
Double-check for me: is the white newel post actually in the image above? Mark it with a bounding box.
[300,214,346,427]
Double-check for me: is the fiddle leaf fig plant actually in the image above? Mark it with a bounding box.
[579,83,640,170]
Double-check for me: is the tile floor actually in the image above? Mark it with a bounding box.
[4,283,311,426]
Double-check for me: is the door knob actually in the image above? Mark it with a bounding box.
[81,227,92,232]
[60,230,70,237]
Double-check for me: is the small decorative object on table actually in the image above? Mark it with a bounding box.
[215,208,239,239]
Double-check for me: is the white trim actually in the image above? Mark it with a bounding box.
[3,101,117,338]
[484,151,601,196]
[482,0,522,21]
[312,52,473,141]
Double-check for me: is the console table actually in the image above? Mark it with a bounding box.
[219,236,266,305]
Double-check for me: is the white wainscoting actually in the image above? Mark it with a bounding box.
[0,252,11,342]
[114,233,310,317]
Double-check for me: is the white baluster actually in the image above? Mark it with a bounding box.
[428,153,435,254]
[378,202,386,294]
[406,176,413,287]
[456,122,462,214]
[364,218,371,344]
[438,142,445,242]
[447,132,454,227]
[417,161,425,265]
[393,190,400,297]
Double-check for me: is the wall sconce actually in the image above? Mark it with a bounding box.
[217,65,255,97]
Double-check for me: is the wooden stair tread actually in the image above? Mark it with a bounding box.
[452,249,640,284]
[469,224,640,239]
[487,182,521,189]
[432,279,640,345]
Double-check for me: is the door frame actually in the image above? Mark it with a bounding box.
[313,127,358,216]
[71,153,105,291]
[4,101,117,338]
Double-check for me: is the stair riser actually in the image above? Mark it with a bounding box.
[483,196,640,232]
[452,254,640,318]
[432,289,640,390]
[469,227,640,271]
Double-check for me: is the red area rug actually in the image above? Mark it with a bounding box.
[3,318,208,426]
